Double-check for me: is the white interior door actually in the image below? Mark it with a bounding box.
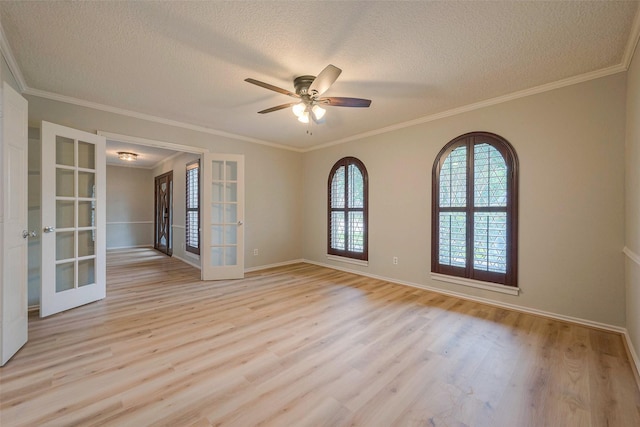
[0,82,28,366]
[201,153,244,280]
[40,121,106,317]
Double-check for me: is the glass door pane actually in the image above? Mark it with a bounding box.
[210,159,238,268]
[54,133,98,293]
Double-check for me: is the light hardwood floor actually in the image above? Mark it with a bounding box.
[1,248,639,426]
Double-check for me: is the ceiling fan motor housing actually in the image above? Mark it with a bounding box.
[294,75,316,96]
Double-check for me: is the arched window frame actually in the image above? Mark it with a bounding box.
[327,157,369,261]
[432,132,518,286]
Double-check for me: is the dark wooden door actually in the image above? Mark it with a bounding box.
[154,171,173,256]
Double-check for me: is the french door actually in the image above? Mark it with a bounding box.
[40,122,106,317]
[201,153,244,280]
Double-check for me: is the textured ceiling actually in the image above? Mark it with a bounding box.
[1,1,638,150]
[105,139,180,169]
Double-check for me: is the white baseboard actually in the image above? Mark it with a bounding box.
[623,330,640,389]
[302,258,640,391]
[173,254,201,270]
[107,244,153,251]
[302,258,626,334]
[245,259,305,273]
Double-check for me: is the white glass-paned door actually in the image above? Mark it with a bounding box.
[202,153,244,280]
[40,122,106,317]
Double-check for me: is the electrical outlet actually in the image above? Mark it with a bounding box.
[393,256,398,265]
[253,249,259,256]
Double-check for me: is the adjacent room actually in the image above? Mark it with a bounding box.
[1,2,640,425]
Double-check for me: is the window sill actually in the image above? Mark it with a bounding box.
[430,273,519,295]
[326,254,368,267]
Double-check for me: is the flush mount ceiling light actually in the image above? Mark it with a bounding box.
[245,64,371,125]
[117,151,138,161]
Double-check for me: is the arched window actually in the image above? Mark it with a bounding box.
[328,157,368,261]
[432,132,518,286]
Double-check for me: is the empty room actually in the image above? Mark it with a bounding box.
[1,1,640,426]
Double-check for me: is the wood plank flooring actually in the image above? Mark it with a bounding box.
[1,248,639,426]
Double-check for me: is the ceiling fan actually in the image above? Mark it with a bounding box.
[245,64,371,124]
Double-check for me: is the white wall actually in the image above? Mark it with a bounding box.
[106,165,154,249]
[625,39,640,361]
[302,72,627,327]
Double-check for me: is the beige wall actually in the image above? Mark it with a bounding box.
[302,73,627,326]
[625,39,640,360]
[26,95,303,271]
[152,152,200,263]
[19,62,632,331]
[106,165,154,249]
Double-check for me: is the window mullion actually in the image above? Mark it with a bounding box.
[344,160,350,253]
[466,139,474,278]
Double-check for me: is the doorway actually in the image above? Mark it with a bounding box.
[154,171,173,256]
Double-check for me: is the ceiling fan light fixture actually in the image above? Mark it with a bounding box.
[312,105,326,120]
[117,151,138,162]
[292,102,306,117]
[297,111,310,123]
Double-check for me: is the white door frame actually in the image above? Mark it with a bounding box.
[97,131,208,270]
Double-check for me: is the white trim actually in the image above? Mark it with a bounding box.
[624,246,640,267]
[244,259,305,273]
[173,254,201,270]
[107,221,153,225]
[0,22,27,91]
[622,330,640,391]
[106,162,156,170]
[1,16,636,154]
[623,7,640,69]
[431,273,519,296]
[98,131,209,154]
[172,224,185,229]
[326,254,369,267]
[106,244,153,250]
[21,90,301,152]
[303,259,626,334]
[305,65,626,152]
[183,251,200,261]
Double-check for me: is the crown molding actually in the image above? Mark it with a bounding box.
[2,12,637,155]
[98,131,209,154]
[22,87,303,152]
[623,6,640,69]
[303,63,627,152]
[0,21,27,91]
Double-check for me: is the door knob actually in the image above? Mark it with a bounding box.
[237,221,244,226]
[43,226,55,233]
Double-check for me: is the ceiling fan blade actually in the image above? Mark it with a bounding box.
[308,64,342,96]
[257,103,298,114]
[245,78,299,99]
[320,97,372,107]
